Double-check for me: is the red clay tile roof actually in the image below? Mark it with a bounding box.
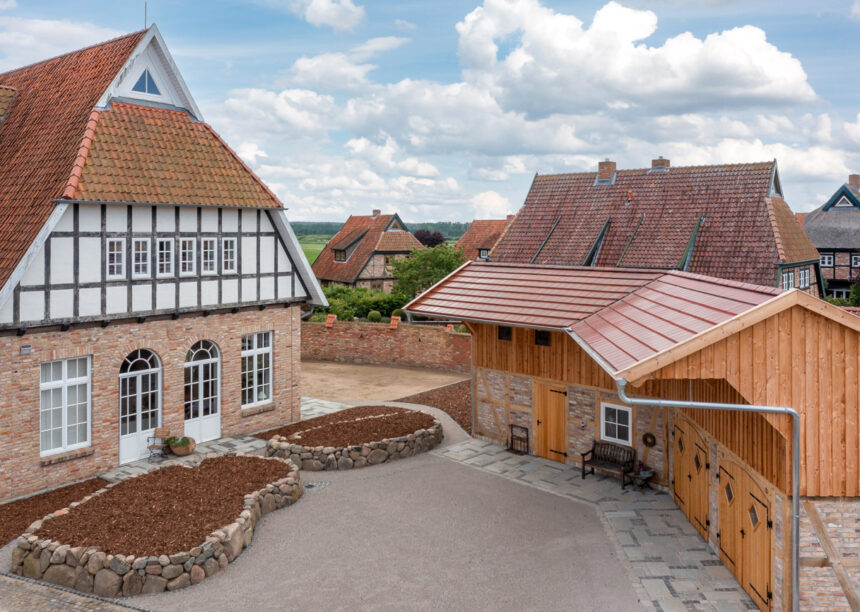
[845,307,860,316]
[795,212,808,225]
[0,30,146,290]
[405,261,781,373]
[312,213,422,284]
[0,85,16,122]
[456,219,512,260]
[492,162,818,287]
[74,102,283,207]
[765,196,820,263]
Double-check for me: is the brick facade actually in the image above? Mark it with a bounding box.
[0,305,302,502]
[302,320,471,373]
[799,498,860,608]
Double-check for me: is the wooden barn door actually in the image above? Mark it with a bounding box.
[673,420,709,540]
[534,382,568,463]
[719,458,772,611]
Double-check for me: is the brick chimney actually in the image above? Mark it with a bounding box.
[597,159,616,181]
[849,174,860,188]
[372,209,381,217]
[506,214,515,224]
[652,156,670,169]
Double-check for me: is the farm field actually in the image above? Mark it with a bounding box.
[298,234,332,264]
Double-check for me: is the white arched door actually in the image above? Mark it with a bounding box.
[118,349,162,465]
[184,340,221,443]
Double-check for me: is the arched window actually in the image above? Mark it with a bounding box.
[118,349,161,464]
[184,341,221,442]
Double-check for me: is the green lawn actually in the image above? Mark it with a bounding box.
[298,235,331,264]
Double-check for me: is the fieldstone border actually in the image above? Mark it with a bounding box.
[266,420,443,470]
[10,452,302,598]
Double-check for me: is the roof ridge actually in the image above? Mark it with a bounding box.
[663,268,783,295]
[61,110,101,200]
[536,160,774,179]
[0,29,148,81]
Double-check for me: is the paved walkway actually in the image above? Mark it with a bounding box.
[0,574,140,611]
[435,439,755,611]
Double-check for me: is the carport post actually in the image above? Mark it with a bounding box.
[615,379,801,612]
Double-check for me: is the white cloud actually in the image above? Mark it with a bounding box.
[852,1,860,19]
[236,142,268,165]
[395,18,416,31]
[0,17,122,71]
[456,0,816,117]
[470,191,514,218]
[287,0,364,31]
[214,88,340,138]
[345,133,440,177]
[0,1,17,10]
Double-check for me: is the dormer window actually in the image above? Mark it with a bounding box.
[478,249,489,260]
[132,69,160,96]
[334,249,346,262]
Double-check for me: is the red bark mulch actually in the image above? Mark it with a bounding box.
[35,456,290,556]
[256,405,436,447]
[0,478,109,547]
[398,380,471,432]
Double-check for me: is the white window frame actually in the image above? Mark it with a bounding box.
[478,249,490,260]
[132,238,150,278]
[781,270,795,290]
[833,288,850,299]
[600,402,632,447]
[39,357,91,456]
[798,268,810,289]
[201,238,217,275]
[222,237,237,274]
[241,331,273,409]
[853,255,860,268]
[157,238,174,277]
[180,238,196,276]
[106,238,125,280]
[820,254,834,267]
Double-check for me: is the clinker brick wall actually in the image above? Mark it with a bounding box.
[302,321,471,373]
[0,306,302,502]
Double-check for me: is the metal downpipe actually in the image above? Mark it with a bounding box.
[615,379,801,612]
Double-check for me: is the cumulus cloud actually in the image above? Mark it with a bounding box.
[236,142,269,165]
[287,0,364,31]
[470,191,514,218]
[345,133,440,177]
[456,0,816,117]
[395,18,416,31]
[215,88,340,138]
[852,1,860,19]
[0,1,17,10]
[0,16,122,71]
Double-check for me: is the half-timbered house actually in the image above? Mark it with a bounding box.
[407,261,860,610]
[0,27,324,501]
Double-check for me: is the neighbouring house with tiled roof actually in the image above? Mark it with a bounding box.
[491,158,823,296]
[312,209,423,292]
[456,215,515,260]
[0,26,325,503]
[802,174,860,300]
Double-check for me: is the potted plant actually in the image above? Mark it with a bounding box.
[164,436,196,456]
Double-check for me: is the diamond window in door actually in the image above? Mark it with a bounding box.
[677,436,684,454]
[725,482,734,503]
[694,453,702,472]
[748,504,759,527]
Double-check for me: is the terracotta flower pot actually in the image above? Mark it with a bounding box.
[169,438,196,456]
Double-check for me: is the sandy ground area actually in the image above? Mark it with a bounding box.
[302,360,467,402]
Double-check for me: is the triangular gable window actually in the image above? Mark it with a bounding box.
[132,69,161,96]
[834,196,855,208]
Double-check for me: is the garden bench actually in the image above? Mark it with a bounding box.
[580,440,636,488]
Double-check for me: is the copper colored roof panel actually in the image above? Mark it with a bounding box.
[406,261,781,374]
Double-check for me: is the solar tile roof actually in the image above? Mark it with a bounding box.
[405,261,782,374]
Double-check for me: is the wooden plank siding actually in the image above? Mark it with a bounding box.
[643,305,860,498]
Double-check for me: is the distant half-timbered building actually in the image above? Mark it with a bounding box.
[0,27,324,501]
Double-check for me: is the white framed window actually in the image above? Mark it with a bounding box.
[781,270,795,290]
[40,357,91,456]
[241,331,272,408]
[180,238,196,276]
[601,402,632,446]
[222,238,237,274]
[798,268,810,289]
[820,254,834,267]
[853,255,860,268]
[132,238,150,278]
[157,238,174,277]
[201,238,216,275]
[833,288,850,299]
[106,238,125,279]
[478,249,490,260]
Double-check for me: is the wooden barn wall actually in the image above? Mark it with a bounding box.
[648,304,860,498]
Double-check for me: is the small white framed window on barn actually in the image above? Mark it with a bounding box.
[157,238,173,277]
[106,238,125,279]
[781,270,795,290]
[853,254,860,268]
[222,237,237,273]
[478,249,489,260]
[201,238,216,275]
[798,268,810,289]
[601,402,632,446]
[132,238,150,278]
[180,238,196,276]
[820,254,834,267]
[39,357,91,456]
[241,331,273,408]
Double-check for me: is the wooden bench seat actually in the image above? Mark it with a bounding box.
[581,440,636,488]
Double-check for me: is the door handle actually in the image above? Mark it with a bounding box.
[537,419,542,426]
[687,473,692,481]
[740,529,745,538]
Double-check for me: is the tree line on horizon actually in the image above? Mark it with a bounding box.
[291,220,471,240]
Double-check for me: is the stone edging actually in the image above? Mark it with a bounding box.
[10,452,302,598]
[266,421,443,470]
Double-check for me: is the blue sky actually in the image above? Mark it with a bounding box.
[2,0,860,221]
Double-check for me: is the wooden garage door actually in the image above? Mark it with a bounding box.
[534,382,568,463]
[673,421,709,540]
[719,458,772,611]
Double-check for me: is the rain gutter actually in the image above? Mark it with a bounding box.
[565,328,801,612]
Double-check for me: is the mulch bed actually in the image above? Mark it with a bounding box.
[256,405,436,447]
[35,456,289,556]
[0,478,109,547]
[398,380,471,431]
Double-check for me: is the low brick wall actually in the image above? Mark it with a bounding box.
[11,453,302,597]
[266,421,443,469]
[302,320,471,373]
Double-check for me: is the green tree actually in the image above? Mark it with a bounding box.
[391,244,466,298]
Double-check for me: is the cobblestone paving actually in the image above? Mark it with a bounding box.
[0,574,140,611]
[435,439,756,612]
